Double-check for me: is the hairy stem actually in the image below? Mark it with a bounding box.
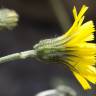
[0,50,37,64]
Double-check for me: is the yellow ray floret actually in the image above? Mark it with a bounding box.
[61,5,96,90]
[73,71,91,89]
[62,5,88,38]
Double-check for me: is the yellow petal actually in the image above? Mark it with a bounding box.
[66,21,95,45]
[78,16,85,27]
[73,6,77,20]
[77,5,88,22]
[63,5,88,38]
[56,5,89,44]
[85,34,94,41]
[73,71,91,90]
[84,75,96,84]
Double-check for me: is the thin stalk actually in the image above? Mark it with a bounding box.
[0,50,37,64]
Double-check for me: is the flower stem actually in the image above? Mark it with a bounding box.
[0,50,37,64]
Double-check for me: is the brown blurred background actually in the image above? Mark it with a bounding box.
[0,0,96,96]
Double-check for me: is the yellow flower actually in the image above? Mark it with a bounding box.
[34,5,96,90]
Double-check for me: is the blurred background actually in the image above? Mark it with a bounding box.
[0,0,96,96]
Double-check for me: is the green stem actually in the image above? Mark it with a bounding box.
[0,50,37,64]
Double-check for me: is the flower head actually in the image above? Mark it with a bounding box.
[33,5,96,90]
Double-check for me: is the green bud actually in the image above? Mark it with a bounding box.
[0,8,19,30]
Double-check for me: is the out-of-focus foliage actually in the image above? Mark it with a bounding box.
[35,85,77,96]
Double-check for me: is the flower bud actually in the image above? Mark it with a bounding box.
[0,8,19,30]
